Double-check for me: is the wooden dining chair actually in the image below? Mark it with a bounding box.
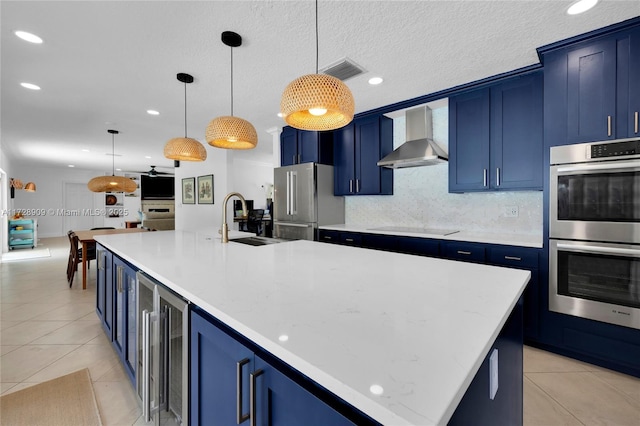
[67,230,97,288]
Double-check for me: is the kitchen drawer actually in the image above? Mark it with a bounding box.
[339,232,362,247]
[396,236,440,257]
[361,233,397,252]
[442,242,486,263]
[318,230,342,244]
[488,246,538,269]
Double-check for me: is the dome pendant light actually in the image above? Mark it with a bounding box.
[164,73,207,161]
[206,31,258,150]
[280,0,354,131]
[88,130,137,193]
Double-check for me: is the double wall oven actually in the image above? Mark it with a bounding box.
[549,138,640,330]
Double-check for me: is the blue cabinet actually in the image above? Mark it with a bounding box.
[442,241,487,263]
[334,115,393,196]
[112,256,137,384]
[449,72,543,192]
[96,244,113,339]
[280,126,333,166]
[190,308,359,426]
[540,25,640,145]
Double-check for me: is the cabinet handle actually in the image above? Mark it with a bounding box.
[635,111,638,134]
[356,179,360,193]
[249,369,264,426]
[116,265,124,293]
[142,310,152,422]
[457,250,472,255]
[323,235,332,240]
[496,168,501,187]
[504,256,522,261]
[483,169,488,187]
[292,155,296,164]
[349,179,353,193]
[298,154,301,164]
[236,358,250,424]
[345,238,354,242]
[607,115,612,137]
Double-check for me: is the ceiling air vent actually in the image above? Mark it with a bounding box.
[320,58,365,81]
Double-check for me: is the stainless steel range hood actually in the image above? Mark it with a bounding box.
[377,105,448,168]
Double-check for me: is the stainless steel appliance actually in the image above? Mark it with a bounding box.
[137,272,189,426]
[549,138,640,329]
[273,163,345,240]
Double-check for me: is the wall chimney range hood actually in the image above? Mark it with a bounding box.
[377,105,448,168]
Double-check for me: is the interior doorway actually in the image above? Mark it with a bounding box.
[63,182,97,233]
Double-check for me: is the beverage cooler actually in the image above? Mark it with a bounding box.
[136,272,189,426]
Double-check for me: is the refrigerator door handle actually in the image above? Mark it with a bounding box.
[285,171,291,216]
[290,171,297,215]
[142,309,152,422]
[273,221,311,228]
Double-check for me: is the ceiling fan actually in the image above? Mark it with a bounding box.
[145,165,173,177]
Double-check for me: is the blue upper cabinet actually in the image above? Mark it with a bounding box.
[334,114,393,196]
[280,126,333,166]
[540,23,640,146]
[449,71,543,193]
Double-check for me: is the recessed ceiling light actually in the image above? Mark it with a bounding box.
[15,31,43,44]
[368,77,384,85]
[147,110,160,115]
[278,335,289,342]
[81,149,90,152]
[567,0,598,15]
[369,384,384,395]
[116,168,122,171]
[145,156,152,159]
[20,82,40,90]
[68,164,75,168]
[277,112,284,118]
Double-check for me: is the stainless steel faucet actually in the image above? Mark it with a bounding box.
[221,192,247,243]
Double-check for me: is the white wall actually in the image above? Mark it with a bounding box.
[345,108,543,235]
[230,156,274,211]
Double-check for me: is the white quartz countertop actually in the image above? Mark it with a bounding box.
[96,230,529,425]
[320,224,543,248]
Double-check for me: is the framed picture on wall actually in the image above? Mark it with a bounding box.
[182,177,195,204]
[197,175,214,204]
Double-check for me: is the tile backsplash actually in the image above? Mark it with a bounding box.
[345,108,543,235]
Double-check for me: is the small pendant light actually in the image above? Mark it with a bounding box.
[24,182,36,192]
[88,130,137,193]
[164,73,207,161]
[206,31,258,150]
[280,0,354,131]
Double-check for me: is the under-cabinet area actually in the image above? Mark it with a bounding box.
[94,230,529,425]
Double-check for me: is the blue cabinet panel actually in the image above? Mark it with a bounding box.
[566,38,617,143]
[112,256,137,384]
[361,233,398,252]
[490,72,543,190]
[318,229,342,244]
[396,236,440,257]
[628,28,640,138]
[333,115,393,196]
[190,309,254,426]
[442,241,487,263]
[280,126,333,166]
[253,355,354,426]
[449,88,491,192]
[96,244,113,339]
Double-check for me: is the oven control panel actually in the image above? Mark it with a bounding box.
[591,140,640,158]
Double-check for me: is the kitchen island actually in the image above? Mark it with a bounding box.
[96,230,529,425]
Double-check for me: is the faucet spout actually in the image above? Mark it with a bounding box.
[221,192,247,243]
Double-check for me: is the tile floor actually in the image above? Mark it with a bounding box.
[2,236,639,425]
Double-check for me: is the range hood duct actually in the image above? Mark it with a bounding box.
[377,106,448,168]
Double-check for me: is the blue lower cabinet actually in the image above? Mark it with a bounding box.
[190,308,372,426]
[449,298,523,425]
[253,355,354,426]
[112,256,137,385]
[361,233,397,252]
[396,236,440,257]
[442,241,487,263]
[96,244,113,339]
[318,229,342,244]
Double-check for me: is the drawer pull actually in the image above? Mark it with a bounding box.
[345,238,354,242]
[504,256,522,261]
[607,115,612,137]
[635,111,639,134]
[457,250,472,255]
[323,236,332,240]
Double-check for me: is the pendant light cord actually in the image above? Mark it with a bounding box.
[184,80,188,137]
[315,0,319,74]
[111,133,115,177]
[230,46,234,117]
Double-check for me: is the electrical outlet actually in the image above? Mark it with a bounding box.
[505,206,519,217]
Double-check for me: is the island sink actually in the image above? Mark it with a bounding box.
[230,236,290,246]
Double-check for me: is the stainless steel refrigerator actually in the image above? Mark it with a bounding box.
[273,163,344,241]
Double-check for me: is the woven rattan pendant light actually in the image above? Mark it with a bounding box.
[164,73,207,161]
[280,0,354,131]
[206,31,257,150]
[87,130,137,193]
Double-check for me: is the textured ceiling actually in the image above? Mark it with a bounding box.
[2,1,639,174]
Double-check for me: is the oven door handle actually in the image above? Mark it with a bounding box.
[556,160,640,174]
[557,243,640,258]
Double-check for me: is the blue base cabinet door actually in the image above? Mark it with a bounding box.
[253,355,354,426]
[96,244,113,339]
[190,309,253,426]
[112,256,137,385]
